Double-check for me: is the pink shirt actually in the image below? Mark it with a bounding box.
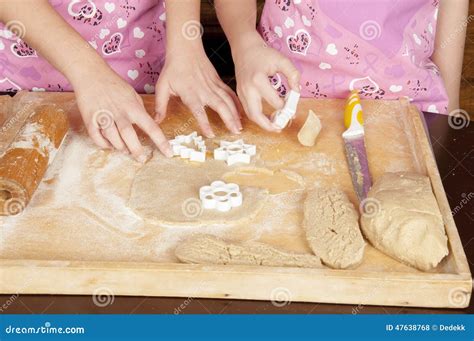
[0,0,166,94]
[259,0,448,114]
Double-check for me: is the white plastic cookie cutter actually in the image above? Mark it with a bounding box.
[214,139,256,166]
[170,131,206,162]
[199,181,243,212]
[272,90,301,129]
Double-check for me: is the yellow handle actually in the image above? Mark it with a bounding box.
[344,90,364,129]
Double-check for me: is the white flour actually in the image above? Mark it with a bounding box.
[0,130,317,262]
[6,122,58,163]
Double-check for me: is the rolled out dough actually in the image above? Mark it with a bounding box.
[297,110,322,147]
[222,167,304,194]
[360,172,449,271]
[303,188,366,269]
[175,234,322,268]
[128,155,269,226]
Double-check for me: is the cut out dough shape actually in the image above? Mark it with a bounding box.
[128,155,268,226]
[297,110,322,147]
[175,234,323,268]
[360,172,448,271]
[303,187,366,269]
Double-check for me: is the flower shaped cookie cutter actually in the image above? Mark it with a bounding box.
[214,139,256,165]
[170,131,206,162]
[199,181,243,212]
[272,90,301,129]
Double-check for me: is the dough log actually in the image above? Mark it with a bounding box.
[360,172,449,271]
[303,188,366,269]
[175,234,323,268]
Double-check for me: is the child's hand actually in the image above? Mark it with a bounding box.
[0,0,172,161]
[74,68,173,162]
[232,33,300,131]
[155,44,242,137]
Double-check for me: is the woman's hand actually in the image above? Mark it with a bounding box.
[154,42,242,137]
[73,67,173,162]
[232,32,300,132]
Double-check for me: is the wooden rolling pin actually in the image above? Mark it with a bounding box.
[0,104,69,216]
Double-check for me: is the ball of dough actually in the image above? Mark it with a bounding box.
[360,172,449,271]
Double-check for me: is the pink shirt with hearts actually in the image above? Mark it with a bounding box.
[0,0,165,94]
[260,0,449,114]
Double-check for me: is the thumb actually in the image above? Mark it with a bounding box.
[154,80,171,123]
[277,57,301,92]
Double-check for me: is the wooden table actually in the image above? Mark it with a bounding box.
[0,97,472,314]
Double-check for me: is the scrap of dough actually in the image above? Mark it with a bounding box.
[297,110,322,147]
[360,172,449,271]
[175,234,323,268]
[128,156,269,226]
[303,188,366,269]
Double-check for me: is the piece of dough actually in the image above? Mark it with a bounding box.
[297,110,321,147]
[360,172,448,271]
[175,234,323,268]
[303,188,366,269]
[128,155,269,226]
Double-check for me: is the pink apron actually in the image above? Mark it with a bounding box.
[259,0,448,113]
[0,0,166,94]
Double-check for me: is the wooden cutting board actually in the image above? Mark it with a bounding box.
[0,92,471,308]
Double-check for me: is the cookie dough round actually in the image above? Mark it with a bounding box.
[128,156,269,226]
[360,172,449,271]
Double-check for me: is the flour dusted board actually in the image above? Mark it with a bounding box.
[0,93,471,308]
